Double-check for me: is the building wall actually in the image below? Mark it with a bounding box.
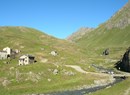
[3,47,11,55]
[0,52,8,59]
[24,57,29,65]
[19,56,30,65]
[19,59,24,65]
[19,55,35,65]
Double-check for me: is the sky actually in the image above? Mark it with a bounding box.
[0,0,128,39]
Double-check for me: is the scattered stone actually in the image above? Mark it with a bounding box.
[10,67,15,70]
[64,71,75,76]
[38,72,44,76]
[47,78,51,82]
[20,46,24,48]
[53,69,58,75]
[15,69,22,82]
[3,61,7,64]
[41,48,44,51]
[50,51,58,56]
[106,86,111,89]
[103,48,109,55]
[26,71,41,83]
[14,49,20,54]
[48,69,52,72]
[41,58,48,63]
[94,79,108,86]
[2,79,11,87]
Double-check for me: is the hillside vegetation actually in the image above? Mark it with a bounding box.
[0,2,130,95]
[72,2,130,60]
[69,2,130,95]
[0,26,112,95]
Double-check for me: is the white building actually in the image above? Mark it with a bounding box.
[0,51,8,59]
[3,47,12,55]
[19,55,35,65]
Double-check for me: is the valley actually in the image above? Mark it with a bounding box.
[0,1,130,95]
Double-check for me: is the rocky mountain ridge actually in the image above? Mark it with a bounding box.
[104,2,130,29]
[67,27,94,42]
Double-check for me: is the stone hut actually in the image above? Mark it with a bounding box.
[19,54,35,65]
[0,51,8,59]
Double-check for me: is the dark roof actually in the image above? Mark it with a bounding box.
[26,54,35,58]
[0,51,7,53]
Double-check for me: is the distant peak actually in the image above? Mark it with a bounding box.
[67,27,94,42]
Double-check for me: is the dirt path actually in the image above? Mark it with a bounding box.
[65,65,130,77]
[65,65,87,74]
[65,65,110,77]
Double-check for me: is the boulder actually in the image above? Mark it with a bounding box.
[115,47,130,72]
[53,69,58,75]
[2,79,11,87]
[103,48,109,55]
[50,51,57,56]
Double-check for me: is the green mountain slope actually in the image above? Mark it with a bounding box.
[0,26,85,62]
[74,2,130,59]
[0,26,110,95]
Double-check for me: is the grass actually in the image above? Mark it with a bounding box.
[90,77,130,95]
[0,26,110,95]
[0,60,110,95]
[0,25,130,95]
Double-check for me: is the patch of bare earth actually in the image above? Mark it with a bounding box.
[124,87,130,95]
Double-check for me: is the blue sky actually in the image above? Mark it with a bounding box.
[0,0,128,39]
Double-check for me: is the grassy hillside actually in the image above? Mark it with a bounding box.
[0,26,87,63]
[0,26,112,95]
[70,2,130,94]
[90,77,130,95]
[1,2,130,95]
[74,2,130,60]
[77,25,130,48]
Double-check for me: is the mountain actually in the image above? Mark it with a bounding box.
[105,2,130,29]
[1,2,130,95]
[67,27,94,42]
[72,2,130,59]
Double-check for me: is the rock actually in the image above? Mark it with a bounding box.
[94,79,108,86]
[64,71,75,76]
[47,78,51,82]
[20,46,24,48]
[16,69,21,82]
[41,58,48,63]
[67,27,95,42]
[10,67,15,70]
[27,71,41,82]
[50,51,58,56]
[2,79,11,87]
[15,49,20,54]
[41,48,44,51]
[53,69,58,75]
[103,48,109,55]
[3,61,8,64]
[115,47,130,72]
[48,68,52,72]
[105,3,130,29]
